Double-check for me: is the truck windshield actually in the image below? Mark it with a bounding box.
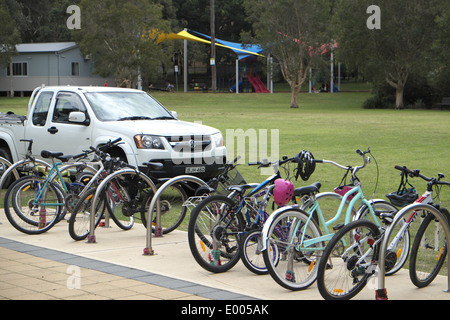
[84,92,175,121]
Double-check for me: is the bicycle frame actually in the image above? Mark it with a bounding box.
[262,150,380,253]
[287,184,380,253]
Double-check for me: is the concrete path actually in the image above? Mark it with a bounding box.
[1,211,449,301]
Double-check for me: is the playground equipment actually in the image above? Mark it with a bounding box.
[247,72,270,93]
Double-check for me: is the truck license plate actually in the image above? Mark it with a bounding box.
[185,166,205,174]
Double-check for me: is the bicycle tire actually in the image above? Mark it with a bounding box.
[317,219,381,300]
[187,195,244,273]
[409,208,449,288]
[68,188,105,241]
[262,207,322,291]
[240,229,279,275]
[101,178,134,230]
[4,175,65,234]
[140,183,188,234]
[355,200,407,275]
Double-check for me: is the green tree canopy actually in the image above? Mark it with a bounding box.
[0,0,21,67]
[243,0,331,108]
[334,0,443,109]
[73,0,173,87]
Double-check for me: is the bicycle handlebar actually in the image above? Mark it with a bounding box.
[395,165,450,186]
[314,148,371,174]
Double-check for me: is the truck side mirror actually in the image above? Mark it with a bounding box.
[68,111,90,125]
[170,111,178,119]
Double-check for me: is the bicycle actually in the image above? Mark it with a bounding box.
[4,152,91,234]
[400,168,450,288]
[316,166,450,299]
[316,213,396,300]
[0,139,49,192]
[69,152,191,240]
[187,154,301,273]
[188,152,345,274]
[3,138,133,235]
[260,148,398,291]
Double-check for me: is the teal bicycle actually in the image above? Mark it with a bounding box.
[260,148,398,291]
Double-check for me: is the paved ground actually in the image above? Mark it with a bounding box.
[1,210,449,301]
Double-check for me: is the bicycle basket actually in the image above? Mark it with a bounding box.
[216,167,246,195]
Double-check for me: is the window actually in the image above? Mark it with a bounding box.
[7,62,28,76]
[53,92,88,124]
[32,92,53,126]
[71,62,79,76]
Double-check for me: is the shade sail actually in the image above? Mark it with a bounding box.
[157,30,264,59]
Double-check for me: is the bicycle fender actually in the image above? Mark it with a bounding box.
[260,206,305,252]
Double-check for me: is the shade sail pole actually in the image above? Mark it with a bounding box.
[184,28,188,93]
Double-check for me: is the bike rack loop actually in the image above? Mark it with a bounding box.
[144,175,208,256]
[88,169,158,243]
[0,159,48,195]
[377,203,450,300]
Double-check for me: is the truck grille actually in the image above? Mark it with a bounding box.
[166,135,212,152]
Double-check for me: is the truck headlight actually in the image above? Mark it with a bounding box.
[134,135,165,149]
[211,132,224,147]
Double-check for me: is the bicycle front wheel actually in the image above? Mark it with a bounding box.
[187,195,244,273]
[409,208,449,288]
[262,208,322,291]
[240,229,279,275]
[68,188,105,241]
[317,219,381,300]
[4,176,65,234]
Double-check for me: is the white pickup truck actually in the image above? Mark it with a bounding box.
[0,86,226,179]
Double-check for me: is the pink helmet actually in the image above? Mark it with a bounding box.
[273,179,294,206]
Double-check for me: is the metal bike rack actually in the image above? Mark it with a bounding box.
[144,175,207,256]
[0,158,49,194]
[88,168,158,243]
[377,203,450,300]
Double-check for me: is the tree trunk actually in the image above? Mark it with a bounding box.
[395,82,404,109]
[290,84,301,108]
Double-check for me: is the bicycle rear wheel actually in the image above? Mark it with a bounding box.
[262,208,322,290]
[355,200,407,275]
[140,183,188,234]
[68,188,105,241]
[187,195,244,273]
[317,219,380,300]
[409,208,449,288]
[4,176,65,234]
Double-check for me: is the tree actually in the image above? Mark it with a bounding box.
[243,0,331,108]
[0,0,21,68]
[334,0,442,109]
[73,0,172,87]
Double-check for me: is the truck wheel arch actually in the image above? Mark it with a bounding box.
[0,141,12,162]
[99,144,127,163]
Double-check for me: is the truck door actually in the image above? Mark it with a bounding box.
[26,91,92,158]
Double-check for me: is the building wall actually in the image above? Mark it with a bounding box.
[0,47,114,95]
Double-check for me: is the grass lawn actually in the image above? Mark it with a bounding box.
[149,90,450,207]
[1,87,449,207]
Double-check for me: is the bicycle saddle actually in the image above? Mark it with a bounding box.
[293,182,321,197]
[40,150,73,162]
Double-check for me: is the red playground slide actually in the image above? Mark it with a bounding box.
[247,72,270,93]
